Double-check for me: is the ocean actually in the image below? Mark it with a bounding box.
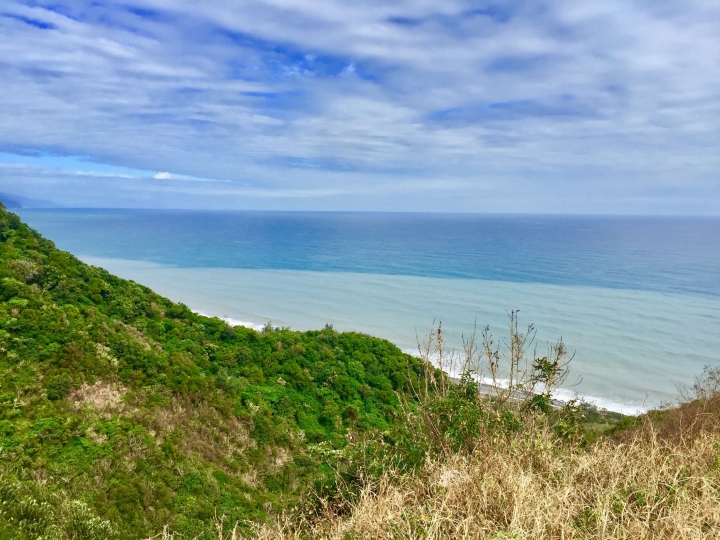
[16,209,720,413]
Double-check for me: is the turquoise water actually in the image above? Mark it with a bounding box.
[17,209,720,412]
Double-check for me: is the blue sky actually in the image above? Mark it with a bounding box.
[0,0,719,213]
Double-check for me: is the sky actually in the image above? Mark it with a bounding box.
[0,1,719,213]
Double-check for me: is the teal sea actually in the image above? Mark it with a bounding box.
[17,209,720,413]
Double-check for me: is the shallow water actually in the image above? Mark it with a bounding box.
[17,209,720,413]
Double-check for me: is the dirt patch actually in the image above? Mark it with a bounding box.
[69,380,127,415]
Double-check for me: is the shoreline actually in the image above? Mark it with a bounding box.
[195,305,645,415]
[206,312,645,415]
[78,255,715,415]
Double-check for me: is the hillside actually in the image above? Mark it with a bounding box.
[2,205,719,539]
[0,205,428,538]
[243,355,720,538]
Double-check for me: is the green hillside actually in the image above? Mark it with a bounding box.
[0,205,428,538]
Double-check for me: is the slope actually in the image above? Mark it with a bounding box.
[0,205,426,538]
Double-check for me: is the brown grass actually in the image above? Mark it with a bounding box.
[146,395,720,540]
[239,357,720,540]
[245,421,720,539]
[68,380,127,415]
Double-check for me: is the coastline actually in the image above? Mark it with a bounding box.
[195,311,643,414]
[73,255,718,415]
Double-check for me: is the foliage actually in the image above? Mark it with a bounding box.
[247,369,720,540]
[0,205,426,538]
[0,473,116,540]
[0,205,647,538]
[249,418,720,539]
[303,317,623,520]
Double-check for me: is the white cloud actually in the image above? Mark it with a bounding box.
[0,0,719,212]
[153,171,228,182]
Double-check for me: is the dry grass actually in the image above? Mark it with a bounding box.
[240,358,720,540]
[68,380,127,415]
[246,422,720,539]
[147,399,720,540]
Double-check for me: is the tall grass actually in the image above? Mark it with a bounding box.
[246,421,720,539]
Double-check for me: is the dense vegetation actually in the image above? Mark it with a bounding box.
[0,205,428,538]
[242,351,720,539]
[248,379,720,539]
[3,204,717,539]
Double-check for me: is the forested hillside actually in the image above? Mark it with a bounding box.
[5,205,716,540]
[0,205,427,538]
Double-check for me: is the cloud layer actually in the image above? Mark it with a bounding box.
[1,0,719,212]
